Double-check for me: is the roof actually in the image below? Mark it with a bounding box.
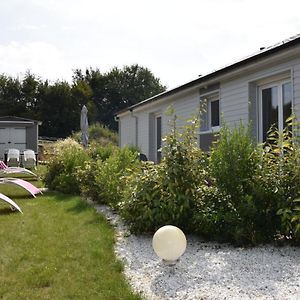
[0,116,42,125]
[117,34,300,115]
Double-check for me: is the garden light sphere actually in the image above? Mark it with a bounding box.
[152,225,187,264]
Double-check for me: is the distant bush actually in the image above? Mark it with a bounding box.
[44,138,89,194]
[72,122,118,146]
[87,142,117,161]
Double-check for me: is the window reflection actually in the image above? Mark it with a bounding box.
[262,86,278,141]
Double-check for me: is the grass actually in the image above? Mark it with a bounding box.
[0,184,141,299]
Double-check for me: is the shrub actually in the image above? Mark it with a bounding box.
[120,114,208,233]
[253,122,300,243]
[78,147,141,208]
[44,138,89,194]
[203,122,262,244]
[87,142,117,161]
[210,122,257,204]
[72,122,118,146]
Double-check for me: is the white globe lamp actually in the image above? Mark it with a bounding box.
[152,225,187,265]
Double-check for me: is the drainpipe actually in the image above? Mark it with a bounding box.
[129,109,138,147]
[114,116,120,147]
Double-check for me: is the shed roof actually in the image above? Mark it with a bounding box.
[117,34,300,115]
[0,116,42,125]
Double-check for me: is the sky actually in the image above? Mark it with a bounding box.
[0,0,300,90]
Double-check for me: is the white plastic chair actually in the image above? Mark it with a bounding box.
[23,149,36,169]
[7,148,20,167]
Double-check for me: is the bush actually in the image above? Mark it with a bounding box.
[87,142,117,161]
[44,138,89,194]
[201,122,263,245]
[210,122,257,204]
[78,147,141,208]
[120,114,208,233]
[72,122,118,146]
[192,185,237,242]
[252,123,300,243]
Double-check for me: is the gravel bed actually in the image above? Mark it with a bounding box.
[95,204,300,300]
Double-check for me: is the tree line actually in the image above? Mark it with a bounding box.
[0,65,166,137]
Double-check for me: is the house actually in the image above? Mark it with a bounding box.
[0,116,42,161]
[116,34,300,162]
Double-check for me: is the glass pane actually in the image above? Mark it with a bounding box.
[282,82,292,126]
[210,100,220,127]
[156,116,162,162]
[262,86,278,141]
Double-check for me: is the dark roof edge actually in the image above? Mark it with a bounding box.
[116,34,300,116]
[0,116,42,124]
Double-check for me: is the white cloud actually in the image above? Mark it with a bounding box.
[1,0,300,88]
[0,41,71,82]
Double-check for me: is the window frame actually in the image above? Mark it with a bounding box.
[200,92,220,132]
[258,79,292,142]
[208,96,220,132]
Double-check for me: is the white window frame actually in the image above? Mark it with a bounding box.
[258,79,293,142]
[258,79,292,142]
[199,91,220,137]
[208,96,220,132]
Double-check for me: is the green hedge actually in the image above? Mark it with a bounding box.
[43,116,300,246]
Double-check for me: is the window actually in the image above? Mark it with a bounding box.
[155,115,162,163]
[210,99,220,129]
[259,80,292,141]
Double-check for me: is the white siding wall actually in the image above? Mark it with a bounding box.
[293,62,300,116]
[119,114,135,147]
[120,88,200,160]
[221,56,300,129]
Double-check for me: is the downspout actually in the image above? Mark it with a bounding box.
[114,116,120,147]
[129,109,138,147]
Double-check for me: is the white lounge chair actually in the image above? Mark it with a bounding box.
[23,149,36,169]
[0,178,42,198]
[7,148,20,167]
[0,161,37,177]
[0,192,22,213]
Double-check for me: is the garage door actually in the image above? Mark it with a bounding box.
[0,127,26,159]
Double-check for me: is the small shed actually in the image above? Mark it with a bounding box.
[0,116,42,160]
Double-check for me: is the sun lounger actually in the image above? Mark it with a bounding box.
[0,178,42,198]
[0,161,37,177]
[23,149,36,169]
[7,148,20,167]
[0,192,23,213]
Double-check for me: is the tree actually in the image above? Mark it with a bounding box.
[0,64,166,137]
[73,64,166,130]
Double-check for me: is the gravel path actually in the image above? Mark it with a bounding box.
[95,204,300,300]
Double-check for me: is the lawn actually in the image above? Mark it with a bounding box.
[0,184,141,300]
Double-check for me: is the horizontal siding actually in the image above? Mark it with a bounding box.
[119,115,135,147]
[293,63,300,116]
[221,56,300,128]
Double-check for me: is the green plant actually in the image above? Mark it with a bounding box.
[72,122,118,146]
[0,189,141,299]
[206,122,263,244]
[44,138,89,194]
[120,112,208,233]
[253,119,300,242]
[210,122,257,203]
[78,147,141,208]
